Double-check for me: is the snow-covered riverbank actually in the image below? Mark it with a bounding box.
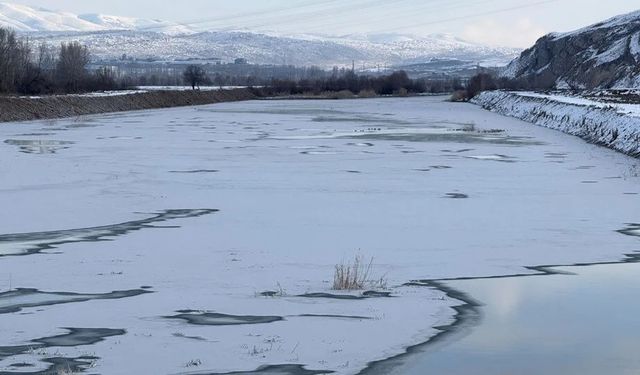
[472,91,640,157]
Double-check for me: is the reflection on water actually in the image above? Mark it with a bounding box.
[4,139,74,154]
[379,262,640,375]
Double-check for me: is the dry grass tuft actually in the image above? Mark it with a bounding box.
[57,368,78,375]
[333,255,376,290]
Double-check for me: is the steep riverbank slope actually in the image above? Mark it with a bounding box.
[0,89,257,122]
[472,90,640,157]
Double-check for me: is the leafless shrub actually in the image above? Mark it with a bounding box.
[333,255,376,290]
[450,90,469,102]
[323,89,355,99]
[395,87,409,97]
[57,367,78,375]
[358,89,377,98]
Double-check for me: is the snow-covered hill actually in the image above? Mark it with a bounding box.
[502,9,640,89]
[24,30,517,67]
[0,2,195,34]
[0,2,517,67]
[0,2,103,32]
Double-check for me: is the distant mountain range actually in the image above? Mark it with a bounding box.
[502,9,640,89]
[0,2,192,34]
[0,2,518,67]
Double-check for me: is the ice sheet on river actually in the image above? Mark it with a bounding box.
[0,97,637,374]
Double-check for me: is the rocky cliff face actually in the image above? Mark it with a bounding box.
[502,10,640,89]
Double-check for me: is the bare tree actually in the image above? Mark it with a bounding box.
[56,41,90,92]
[466,73,497,99]
[0,28,31,93]
[183,65,208,90]
[93,66,117,91]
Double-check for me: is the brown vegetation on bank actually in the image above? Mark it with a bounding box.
[0,89,256,123]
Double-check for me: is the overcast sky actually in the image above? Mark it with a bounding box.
[9,0,640,47]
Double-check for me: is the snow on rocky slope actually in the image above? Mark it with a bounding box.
[472,90,640,157]
[502,9,640,89]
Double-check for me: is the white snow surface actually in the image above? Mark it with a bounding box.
[0,2,103,32]
[0,97,639,374]
[514,91,640,117]
[0,2,195,34]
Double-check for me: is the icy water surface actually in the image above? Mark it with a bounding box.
[372,262,640,375]
[0,97,638,374]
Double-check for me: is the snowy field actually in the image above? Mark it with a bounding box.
[0,97,638,374]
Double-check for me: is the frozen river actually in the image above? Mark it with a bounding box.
[0,97,638,374]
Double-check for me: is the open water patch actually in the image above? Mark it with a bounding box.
[0,328,125,374]
[180,364,332,375]
[0,209,217,257]
[619,224,640,237]
[0,288,151,314]
[361,226,640,375]
[169,170,220,174]
[165,312,284,326]
[444,193,469,199]
[0,355,100,375]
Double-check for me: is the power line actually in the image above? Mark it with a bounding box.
[32,0,561,40]
[374,0,561,33]
[116,0,346,32]
[202,0,408,32]
[299,0,503,33]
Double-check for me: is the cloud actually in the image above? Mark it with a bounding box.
[461,18,547,48]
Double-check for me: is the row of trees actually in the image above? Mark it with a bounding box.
[452,72,535,101]
[179,64,464,96]
[243,70,461,96]
[1,25,479,97]
[0,27,118,94]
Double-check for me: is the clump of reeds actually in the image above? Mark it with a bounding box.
[333,255,374,290]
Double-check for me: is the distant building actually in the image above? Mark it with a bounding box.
[234,58,248,65]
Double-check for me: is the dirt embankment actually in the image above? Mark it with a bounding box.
[0,89,257,123]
